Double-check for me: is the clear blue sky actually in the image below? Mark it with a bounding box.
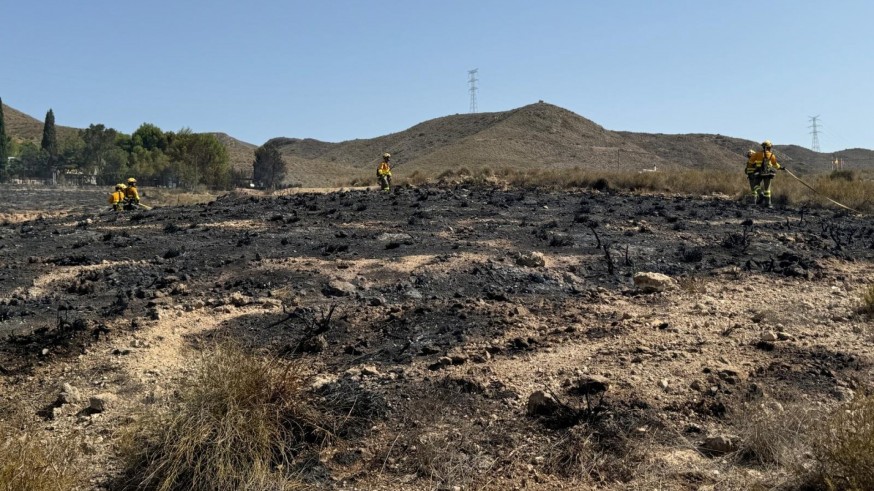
[2,1,871,152]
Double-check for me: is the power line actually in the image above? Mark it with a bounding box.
[808,115,821,152]
[468,69,478,113]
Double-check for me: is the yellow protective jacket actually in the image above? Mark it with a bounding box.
[108,191,125,205]
[746,150,782,175]
[377,161,392,176]
[124,186,140,203]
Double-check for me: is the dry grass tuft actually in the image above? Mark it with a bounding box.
[403,423,492,487]
[829,170,857,182]
[118,344,328,491]
[676,276,708,295]
[544,426,603,479]
[540,405,673,487]
[383,390,498,489]
[144,188,217,207]
[544,424,667,486]
[0,420,84,491]
[809,395,874,490]
[732,401,819,467]
[860,284,874,318]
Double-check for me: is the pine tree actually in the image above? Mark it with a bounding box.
[41,109,58,156]
[0,98,9,181]
[41,109,58,181]
[253,142,285,189]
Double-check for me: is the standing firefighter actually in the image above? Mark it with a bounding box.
[123,177,140,210]
[745,140,785,208]
[108,184,126,211]
[377,153,392,192]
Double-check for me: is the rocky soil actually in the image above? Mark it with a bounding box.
[1,183,873,490]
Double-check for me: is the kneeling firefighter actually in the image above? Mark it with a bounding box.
[123,177,140,210]
[108,184,127,211]
[377,153,392,192]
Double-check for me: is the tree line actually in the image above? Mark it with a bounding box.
[0,99,240,190]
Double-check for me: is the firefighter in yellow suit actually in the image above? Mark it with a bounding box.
[377,153,392,192]
[123,177,140,210]
[108,184,126,211]
[745,140,785,208]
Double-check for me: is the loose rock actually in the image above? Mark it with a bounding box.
[516,252,546,268]
[701,435,739,456]
[88,393,118,413]
[526,390,562,417]
[633,272,677,293]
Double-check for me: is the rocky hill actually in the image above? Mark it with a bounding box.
[5,101,873,188]
[267,102,874,187]
[2,103,79,143]
[207,132,257,175]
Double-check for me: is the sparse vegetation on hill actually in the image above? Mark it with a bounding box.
[208,132,258,175]
[1,103,78,145]
[4,100,874,190]
[265,102,874,187]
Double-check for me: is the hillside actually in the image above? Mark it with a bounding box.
[267,102,874,187]
[207,132,257,175]
[5,101,873,187]
[2,103,79,143]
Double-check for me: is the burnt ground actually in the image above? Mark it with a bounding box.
[1,183,873,490]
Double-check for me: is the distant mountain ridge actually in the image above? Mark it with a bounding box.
[5,101,872,188]
[266,102,874,187]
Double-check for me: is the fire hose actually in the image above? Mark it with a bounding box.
[782,168,863,214]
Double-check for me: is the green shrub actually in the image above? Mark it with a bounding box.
[118,344,327,491]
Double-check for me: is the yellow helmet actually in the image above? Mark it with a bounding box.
[127,177,137,184]
[746,149,755,157]
[116,183,127,190]
[382,153,391,159]
[762,140,772,149]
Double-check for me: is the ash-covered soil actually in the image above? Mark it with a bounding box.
[1,183,873,489]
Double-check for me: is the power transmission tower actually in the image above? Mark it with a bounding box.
[808,115,821,152]
[468,69,478,113]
